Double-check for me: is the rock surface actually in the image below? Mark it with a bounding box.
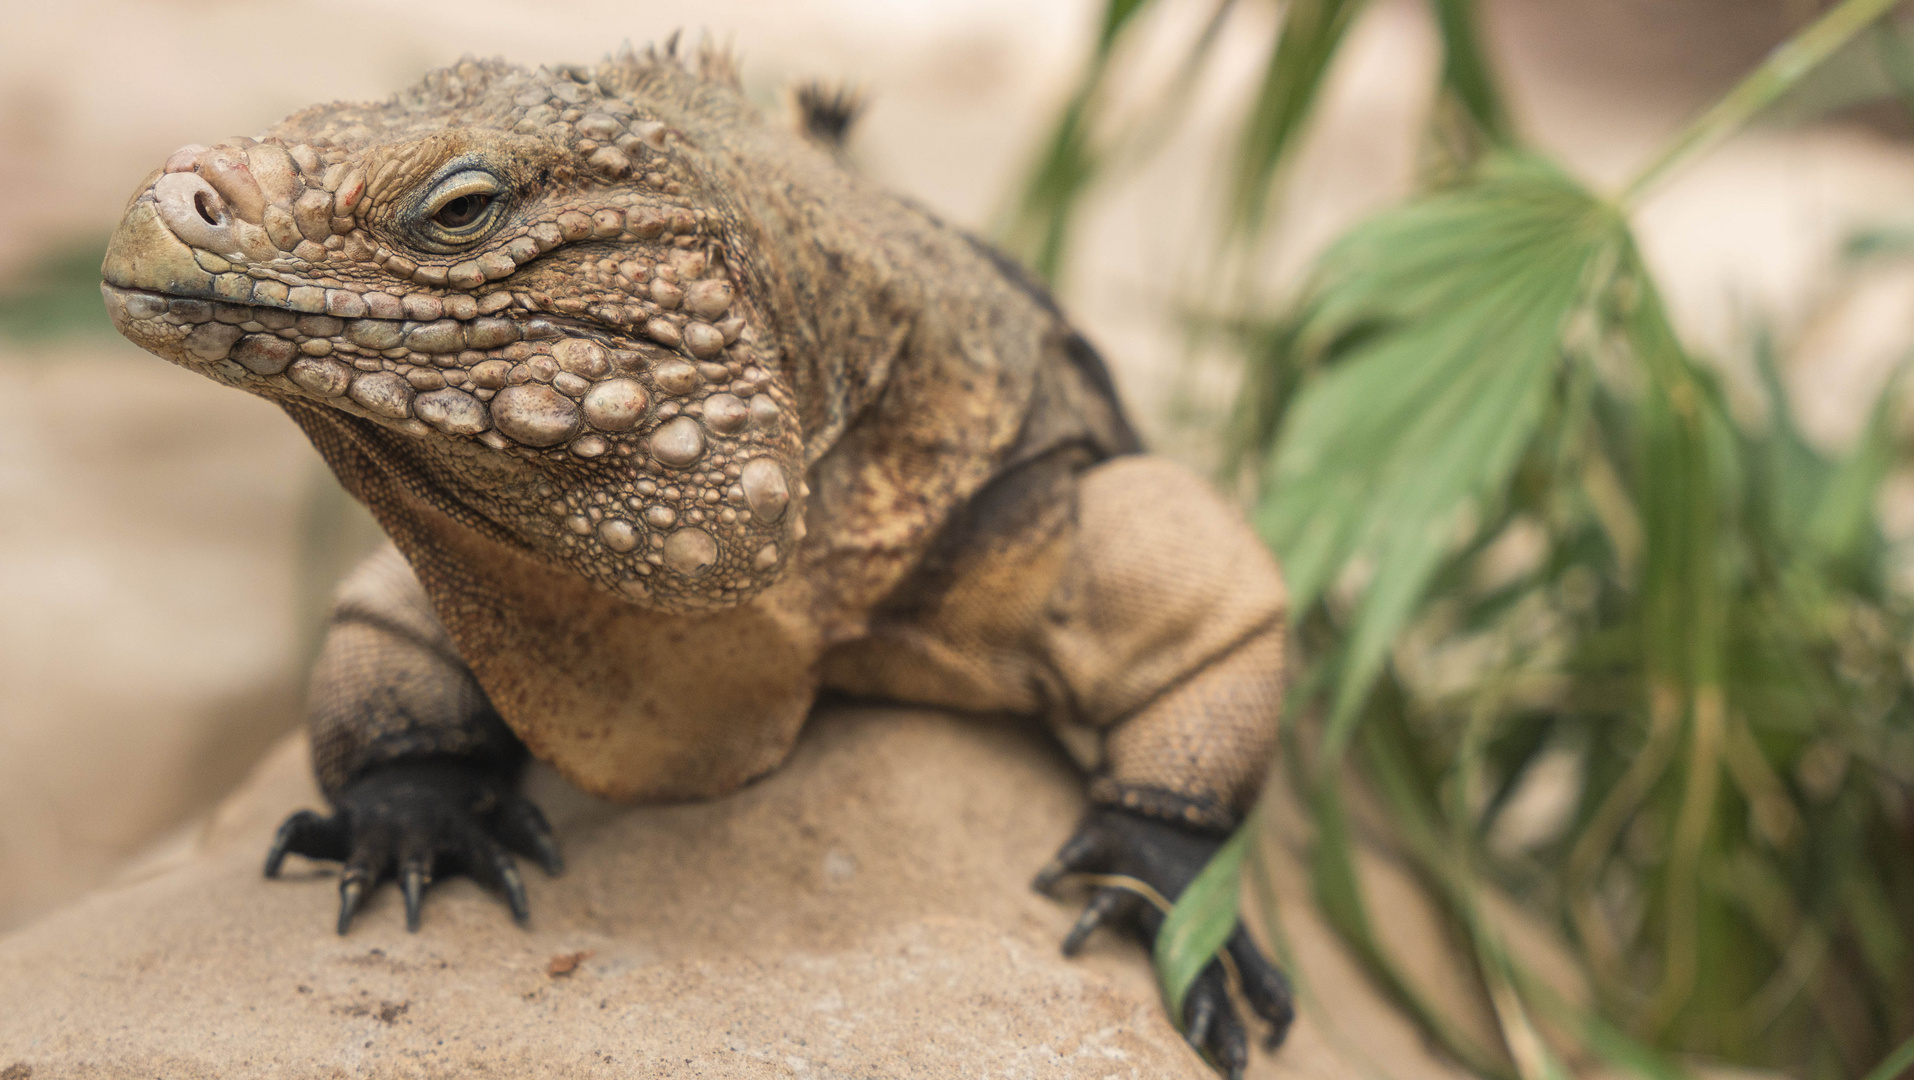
[0,706,1472,1080]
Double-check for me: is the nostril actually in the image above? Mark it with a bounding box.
[152,171,239,253]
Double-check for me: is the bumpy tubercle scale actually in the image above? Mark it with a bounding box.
[101,57,802,613]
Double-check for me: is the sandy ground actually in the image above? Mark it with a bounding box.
[1,0,1912,1064]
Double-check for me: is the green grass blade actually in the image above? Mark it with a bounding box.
[1862,1033,1914,1080]
[1155,823,1251,1020]
[1308,775,1516,1077]
[1804,370,1900,567]
[1228,0,1372,238]
[1746,326,1832,550]
[1515,966,1699,1080]
[1870,21,1914,127]
[1094,0,1153,51]
[1242,828,1402,1080]
[1001,0,1166,280]
[1620,0,1906,204]
[1428,0,1513,145]
[1627,266,1728,689]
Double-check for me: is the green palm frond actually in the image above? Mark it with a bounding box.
[1257,154,1623,753]
[1019,0,1914,1075]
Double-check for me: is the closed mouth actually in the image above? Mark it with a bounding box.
[98,279,651,457]
[101,280,555,374]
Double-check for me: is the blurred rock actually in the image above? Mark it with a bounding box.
[0,342,323,931]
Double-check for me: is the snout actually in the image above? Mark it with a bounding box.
[101,139,307,304]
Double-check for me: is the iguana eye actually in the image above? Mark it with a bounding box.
[416,169,506,248]
[435,192,491,228]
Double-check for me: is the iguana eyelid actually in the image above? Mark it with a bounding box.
[425,170,501,215]
[415,168,507,248]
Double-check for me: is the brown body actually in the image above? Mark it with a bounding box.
[102,50,1286,831]
[100,45,1299,1071]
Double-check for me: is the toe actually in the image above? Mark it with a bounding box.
[264,809,346,877]
[497,795,565,876]
[1062,886,1138,956]
[1033,825,1105,893]
[1228,926,1295,1048]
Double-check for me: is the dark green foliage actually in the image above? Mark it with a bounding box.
[1016,0,1914,1075]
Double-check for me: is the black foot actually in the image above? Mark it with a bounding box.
[1035,805,1295,1078]
[264,758,563,934]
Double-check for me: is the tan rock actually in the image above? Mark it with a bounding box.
[0,706,1483,1080]
[0,709,1204,1077]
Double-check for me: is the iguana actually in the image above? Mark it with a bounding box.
[100,45,1295,1074]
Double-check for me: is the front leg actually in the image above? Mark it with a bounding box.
[265,543,562,933]
[1032,630,1298,1076]
[1035,456,1298,1075]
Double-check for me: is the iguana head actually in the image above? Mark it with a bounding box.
[101,51,807,613]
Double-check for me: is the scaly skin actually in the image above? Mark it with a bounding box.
[100,44,1293,1074]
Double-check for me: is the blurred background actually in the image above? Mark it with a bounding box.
[5,0,1914,1075]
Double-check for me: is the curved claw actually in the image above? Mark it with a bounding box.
[1038,804,1295,1070]
[528,830,565,876]
[1062,886,1138,956]
[262,759,563,935]
[494,852,531,925]
[503,872,530,923]
[1031,828,1100,894]
[1229,927,1295,1049]
[264,809,346,877]
[401,863,426,933]
[338,875,368,935]
[464,830,530,925]
[496,796,565,876]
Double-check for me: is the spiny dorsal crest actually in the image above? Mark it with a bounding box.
[792,81,864,149]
